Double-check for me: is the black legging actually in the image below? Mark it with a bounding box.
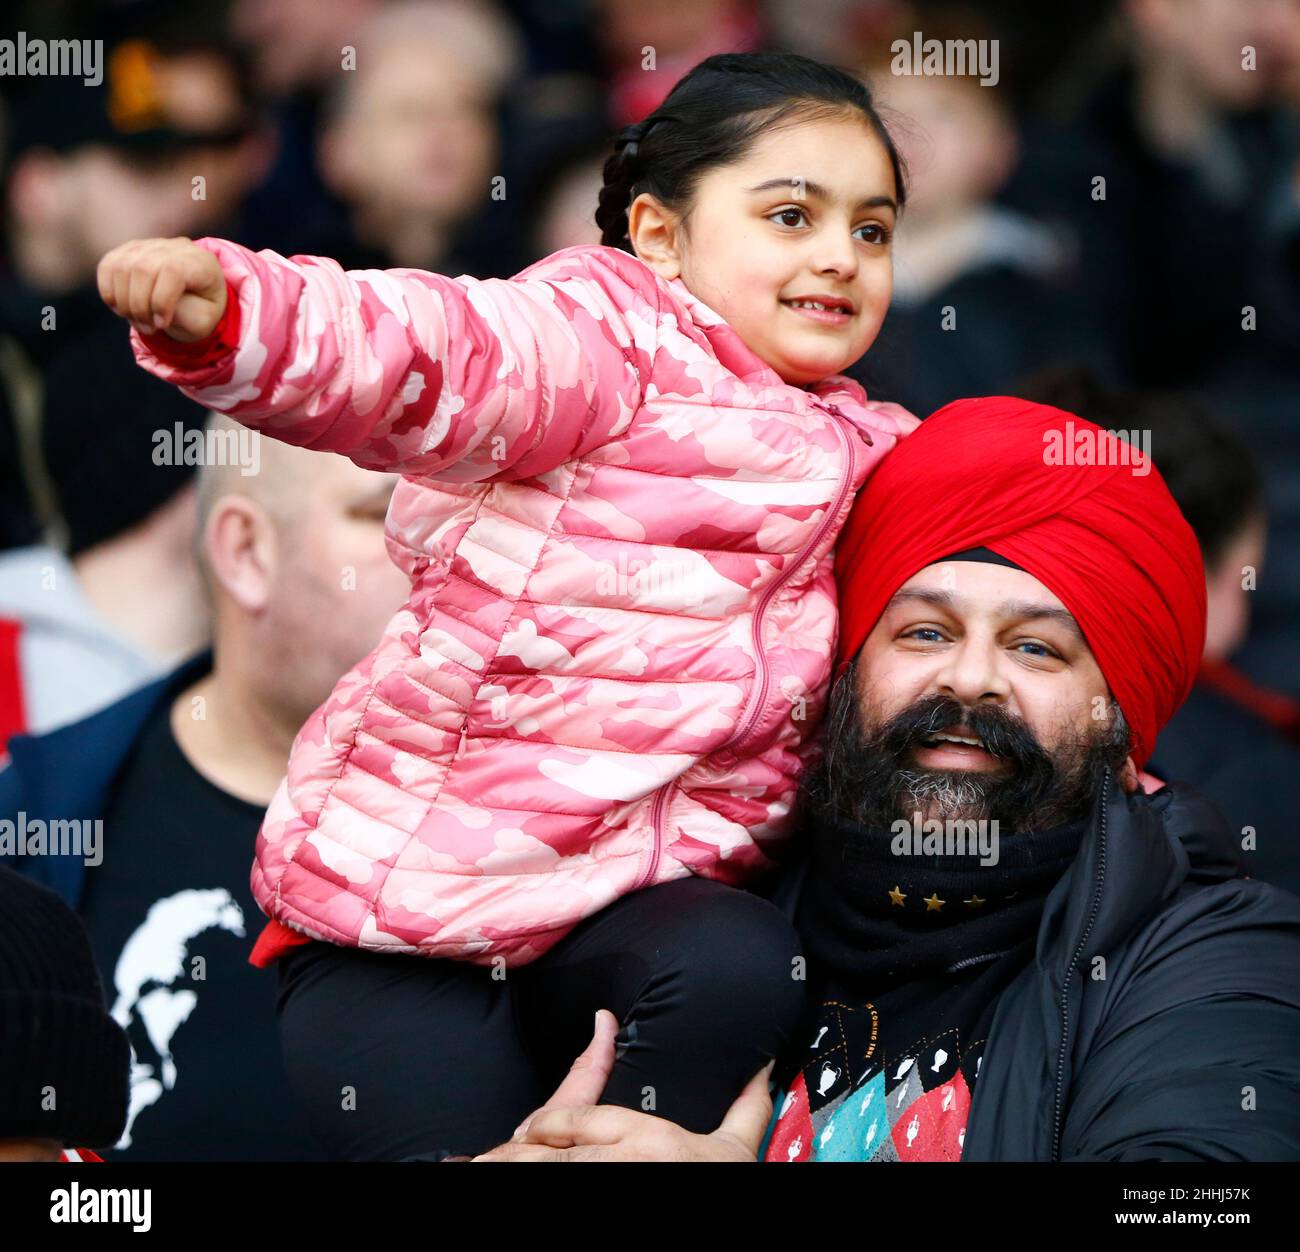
[275,875,806,1160]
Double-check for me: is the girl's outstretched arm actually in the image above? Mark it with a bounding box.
[98,235,662,480]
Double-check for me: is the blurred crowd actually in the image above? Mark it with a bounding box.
[0,0,1297,1161]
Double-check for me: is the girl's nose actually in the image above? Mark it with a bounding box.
[813,228,859,280]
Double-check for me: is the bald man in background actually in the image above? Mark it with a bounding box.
[0,414,407,1160]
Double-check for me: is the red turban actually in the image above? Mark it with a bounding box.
[833,396,1207,766]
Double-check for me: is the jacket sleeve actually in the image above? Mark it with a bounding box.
[129,240,662,481]
[1060,879,1300,1162]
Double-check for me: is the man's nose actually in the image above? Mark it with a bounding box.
[933,635,1011,708]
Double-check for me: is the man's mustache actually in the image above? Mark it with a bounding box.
[873,694,1051,774]
[808,666,1130,836]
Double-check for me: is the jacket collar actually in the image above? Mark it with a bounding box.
[659,273,872,413]
[1033,772,1237,984]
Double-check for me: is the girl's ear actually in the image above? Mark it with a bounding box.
[626,192,682,280]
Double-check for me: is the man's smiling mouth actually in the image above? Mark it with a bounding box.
[912,726,1007,772]
[920,731,984,748]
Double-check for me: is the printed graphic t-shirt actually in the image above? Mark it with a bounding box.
[78,702,323,1161]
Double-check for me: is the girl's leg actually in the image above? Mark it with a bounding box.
[512,876,807,1135]
[276,940,548,1160]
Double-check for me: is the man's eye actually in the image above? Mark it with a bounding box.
[1016,641,1059,659]
[905,627,944,643]
[768,207,807,228]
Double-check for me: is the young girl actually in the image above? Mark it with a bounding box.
[99,51,916,1159]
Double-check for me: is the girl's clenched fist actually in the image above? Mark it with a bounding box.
[97,237,227,342]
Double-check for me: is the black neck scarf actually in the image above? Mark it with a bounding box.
[796,801,1088,994]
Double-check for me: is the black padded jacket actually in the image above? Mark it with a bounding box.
[769,773,1300,1161]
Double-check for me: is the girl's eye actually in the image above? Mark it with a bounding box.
[766,207,892,245]
[768,207,807,228]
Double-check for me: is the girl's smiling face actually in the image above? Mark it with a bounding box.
[627,110,899,386]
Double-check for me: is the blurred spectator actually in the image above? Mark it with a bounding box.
[0,387,37,553]
[2,32,267,310]
[230,0,536,276]
[497,0,604,80]
[1021,366,1300,895]
[225,0,381,256]
[1002,0,1300,389]
[765,0,905,66]
[0,414,407,1160]
[312,0,524,273]
[0,866,130,1162]
[0,360,211,752]
[910,0,1300,700]
[1201,9,1300,700]
[593,0,765,123]
[851,9,1114,414]
[487,0,614,231]
[231,0,383,98]
[0,29,276,747]
[525,132,608,259]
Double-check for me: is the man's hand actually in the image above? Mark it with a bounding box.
[97,237,227,341]
[470,1008,774,1162]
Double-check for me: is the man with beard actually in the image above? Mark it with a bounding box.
[473,396,1300,1163]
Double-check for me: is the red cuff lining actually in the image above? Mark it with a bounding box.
[248,918,312,968]
[139,277,241,368]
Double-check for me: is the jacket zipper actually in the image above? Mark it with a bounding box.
[1050,766,1110,1160]
[728,410,858,753]
[946,951,1006,973]
[826,400,872,446]
[633,406,859,893]
[635,783,671,891]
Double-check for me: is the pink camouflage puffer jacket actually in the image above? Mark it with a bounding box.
[131,238,915,965]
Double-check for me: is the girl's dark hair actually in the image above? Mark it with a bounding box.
[595,51,907,254]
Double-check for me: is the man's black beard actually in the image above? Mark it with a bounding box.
[804,660,1132,835]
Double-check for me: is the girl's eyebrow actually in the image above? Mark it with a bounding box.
[745,177,897,213]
